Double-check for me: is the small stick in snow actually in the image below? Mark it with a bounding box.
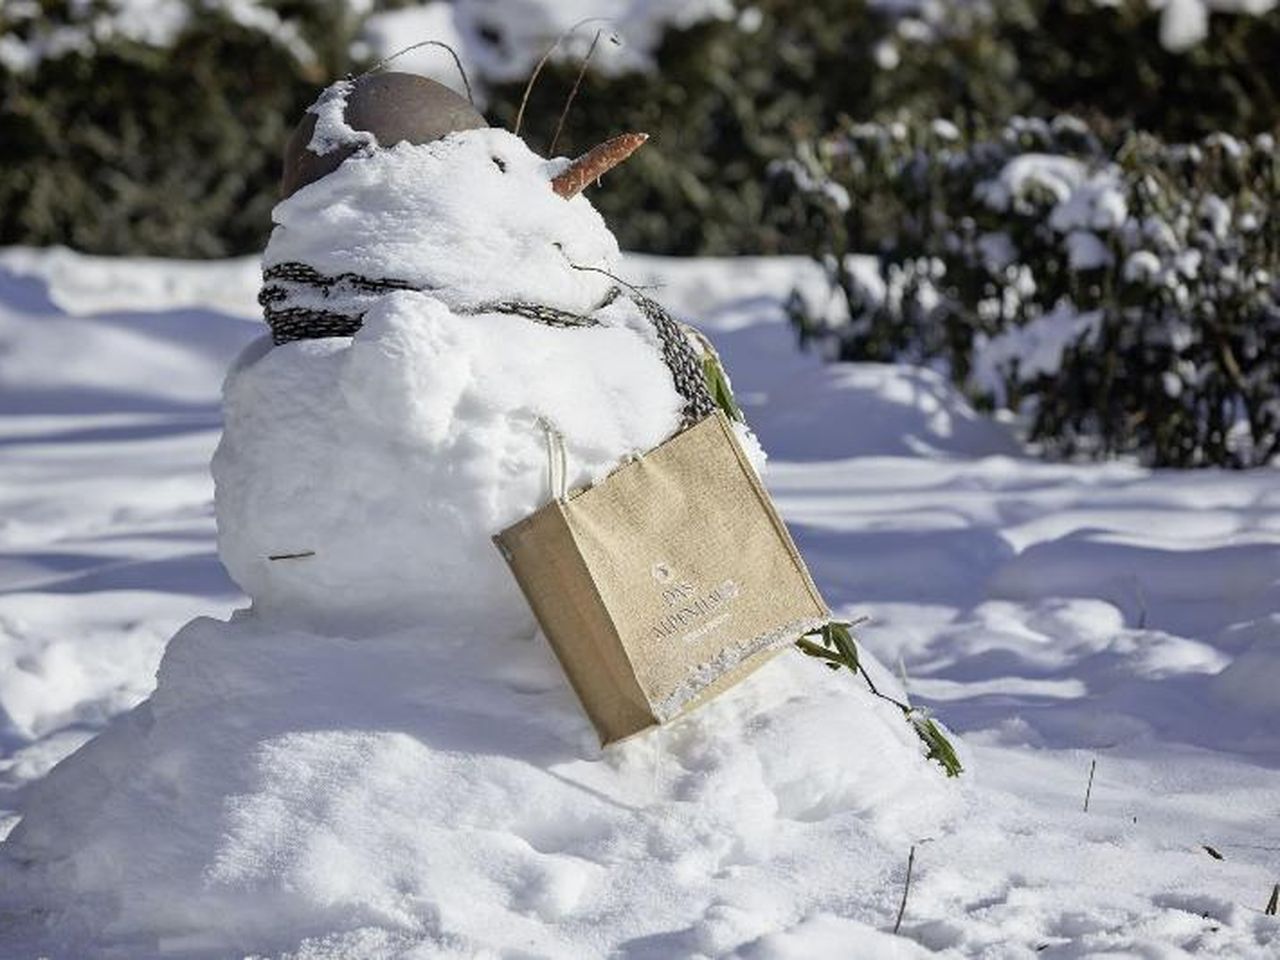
[1202,845,1224,861]
[1266,883,1278,916]
[893,844,916,935]
[1083,758,1097,812]
[267,550,317,561]
[1131,574,1149,630]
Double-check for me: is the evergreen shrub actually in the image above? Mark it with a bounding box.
[776,116,1280,467]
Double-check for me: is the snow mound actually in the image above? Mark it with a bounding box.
[1,612,957,958]
[756,363,1020,461]
[1210,628,1280,715]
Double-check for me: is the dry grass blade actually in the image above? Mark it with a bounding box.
[893,844,916,935]
[548,29,605,155]
[514,17,613,138]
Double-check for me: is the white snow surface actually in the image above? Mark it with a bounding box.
[305,79,380,157]
[9,615,944,959]
[0,249,1278,958]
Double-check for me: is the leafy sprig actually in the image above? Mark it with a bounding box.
[797,620,963,778]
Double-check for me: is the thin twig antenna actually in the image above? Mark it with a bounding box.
[549,29,620,154]
[364,40,475,106]
[514,17,615,137]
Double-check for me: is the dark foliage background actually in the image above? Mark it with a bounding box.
[3,0,1278,258]
[0,0,362,257]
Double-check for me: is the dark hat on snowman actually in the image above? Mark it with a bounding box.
[281,72,488,198]
[280,70,647,201]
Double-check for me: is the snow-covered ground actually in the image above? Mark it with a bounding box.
[0,248,1277,957]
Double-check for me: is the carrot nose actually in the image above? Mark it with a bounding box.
[550,133,648,199]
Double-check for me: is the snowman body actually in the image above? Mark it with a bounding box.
[214,128,746,635]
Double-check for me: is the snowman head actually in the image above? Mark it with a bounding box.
[264,72,647,315]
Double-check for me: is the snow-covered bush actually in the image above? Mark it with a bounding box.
[778,117,1280,467]
[0,0,374,256]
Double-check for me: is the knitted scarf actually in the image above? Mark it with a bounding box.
[259,261,717,427]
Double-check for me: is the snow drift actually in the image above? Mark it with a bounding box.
[2,611,955,957]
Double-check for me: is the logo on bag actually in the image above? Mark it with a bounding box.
[651,562,674,585]
[648,562,741,646]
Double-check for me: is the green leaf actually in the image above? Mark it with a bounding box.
[702,353,744,423]
[795,636,843,665]
[907,710,964,779]
[825,620,861,673]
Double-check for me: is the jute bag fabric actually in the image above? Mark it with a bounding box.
[494,412,829,744]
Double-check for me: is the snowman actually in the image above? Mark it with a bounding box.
[213,71,761,637]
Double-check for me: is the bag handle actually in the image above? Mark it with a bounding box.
[537,417,569,501]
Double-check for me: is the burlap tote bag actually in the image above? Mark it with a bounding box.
[494,412,829,745]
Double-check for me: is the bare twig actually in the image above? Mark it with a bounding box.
[514,17,613,138]
[568,262,663,298]
[363,40,474,105]
[1266,883,1278,916]
[1083,758,1097,812]
[548,29,607,155]
[893,845,916,935]
[267,550,316,561]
